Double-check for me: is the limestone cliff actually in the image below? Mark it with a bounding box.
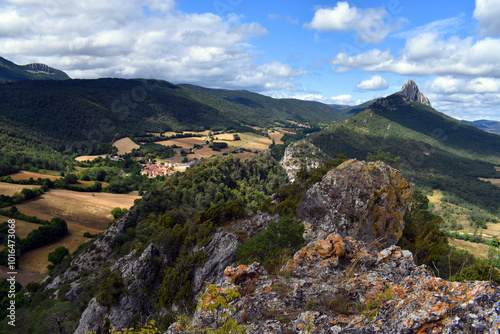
[44,160,500,333]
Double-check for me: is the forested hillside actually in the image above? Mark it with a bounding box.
[310,94,500,213]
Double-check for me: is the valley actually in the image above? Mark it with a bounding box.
[0,72,499,333]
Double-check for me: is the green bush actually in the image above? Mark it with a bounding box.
[96,268,124,307]
[48,246,69,267]
[236,215,304,273]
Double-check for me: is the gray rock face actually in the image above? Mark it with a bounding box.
[298,159,413,248]
[397,79,432,107]
[74,243,163,334]
[192,232,239,294]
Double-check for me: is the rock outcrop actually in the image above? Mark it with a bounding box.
[280,140,325,183]
[166,160,500,334]
[397,79,432,107]
[168,234,500,334]
[74,243,164,334]
[298,159,412,248]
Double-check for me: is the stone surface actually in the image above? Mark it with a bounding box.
[298,159,413,248]
[168,234,500,334]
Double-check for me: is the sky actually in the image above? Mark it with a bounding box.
[1,0,500,121]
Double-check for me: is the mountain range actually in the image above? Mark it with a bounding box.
[283,80,500,213]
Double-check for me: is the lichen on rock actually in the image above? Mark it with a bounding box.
[298,159,413,248]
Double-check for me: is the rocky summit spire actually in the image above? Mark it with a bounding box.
[398,79,432,107]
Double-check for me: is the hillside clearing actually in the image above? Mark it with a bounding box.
[113,137,140,155]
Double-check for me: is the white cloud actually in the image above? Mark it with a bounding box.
[330,94,352,104]
[331,35,500,77]
[0,0,306,94]
[356,75,388,90]
[474,0,500,37]
[427,77,500,94]
[305,2,405,44]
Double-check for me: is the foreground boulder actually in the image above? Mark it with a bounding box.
[168,234,500,333]
[298,159,412,248]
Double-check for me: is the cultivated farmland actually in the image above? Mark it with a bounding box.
[12,189,139,230]
[8,171,60,181]
[0,182,41,196]
[0,215,39,238]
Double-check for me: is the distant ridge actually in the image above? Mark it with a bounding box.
[0,56,70,82]
[397,79,432,107]
[461,119,500,135]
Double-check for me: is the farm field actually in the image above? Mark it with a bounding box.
[163,130,211,137]
[0,215,39,238]
[0,182,41,196]
[19,220,100,273]
[449,239,490,259]
[428,190,500,259]
[74,154,107,161]
[156,131,271,159]
[11,189,140,230]
[268,131,284,144]
[233,151,257,160]
[156,136,207,149]
[8,171,60,181]
[113,137,140,154]
[479,178,500,187]
[0,189,140,277]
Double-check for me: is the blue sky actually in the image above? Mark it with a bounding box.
[1,0,500,121]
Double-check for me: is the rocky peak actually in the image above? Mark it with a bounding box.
[397,79,432,107]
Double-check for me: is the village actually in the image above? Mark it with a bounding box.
[140,159,199,178]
